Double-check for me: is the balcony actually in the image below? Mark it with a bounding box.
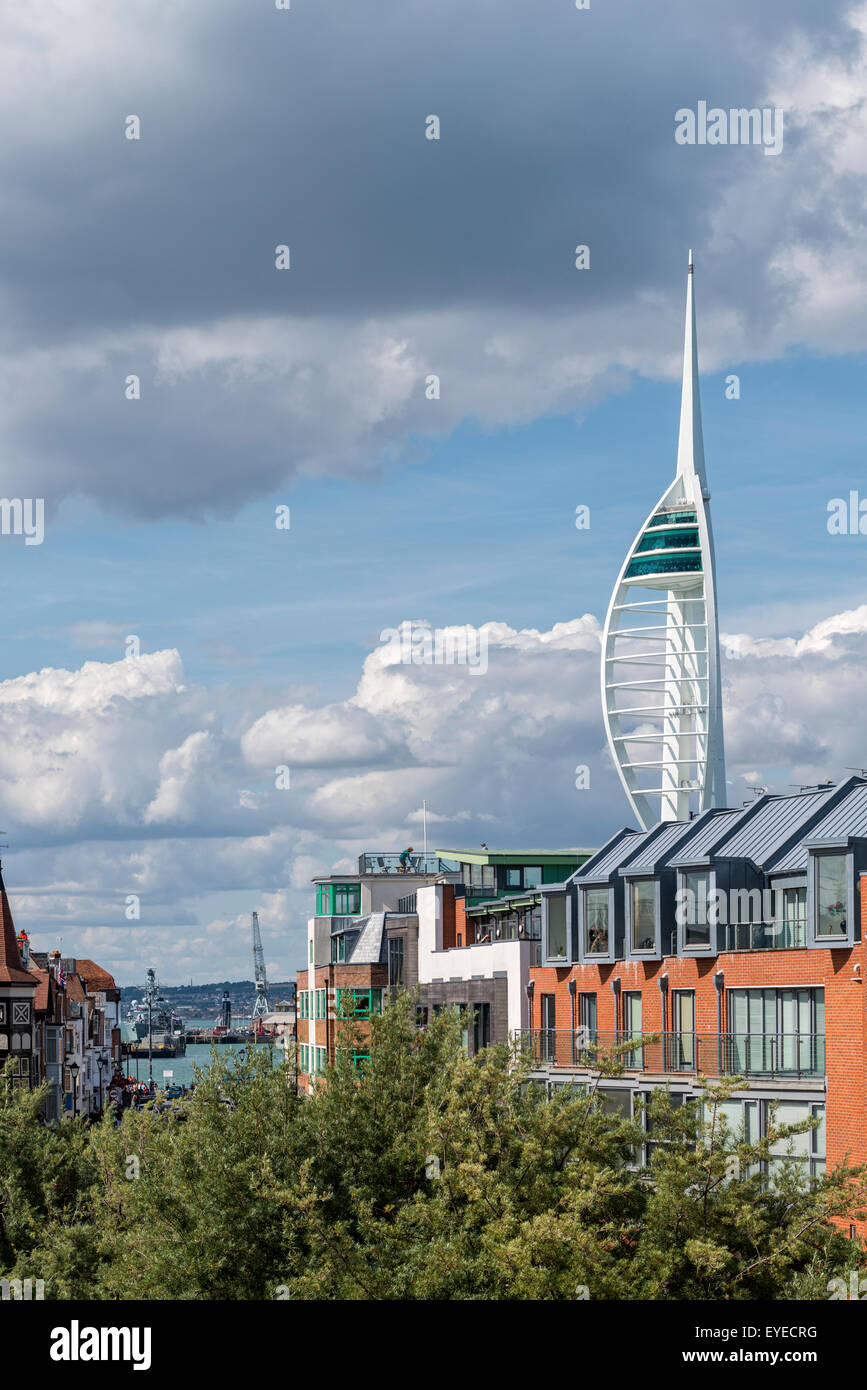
[357,852,459,875]
[523,1030,825,1080]
[721,920,806,952]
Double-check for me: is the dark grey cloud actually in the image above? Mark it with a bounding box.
[0,0,862,515]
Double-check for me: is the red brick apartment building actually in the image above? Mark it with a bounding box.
[529,777,867,1214]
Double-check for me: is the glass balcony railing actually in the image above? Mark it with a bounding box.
[522,1030,825,1079]
[357,852,460,875]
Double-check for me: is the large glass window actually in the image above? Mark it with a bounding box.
[523,867,543,888]
[584,888,609,954]
[631,880,656,951]
[317,884,331,915]
[546,896,568,960]
[816,855,848,938]
[505,867,522,889]
[682,870,710,947]
[467,862,496,892]
[768,1100,825,1185]
[333,883,361,915]
[727,988,824,1078]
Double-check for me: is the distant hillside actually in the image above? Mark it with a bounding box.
[120,979,297,1017]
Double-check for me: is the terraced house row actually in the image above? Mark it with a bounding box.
[0,867,123,1120]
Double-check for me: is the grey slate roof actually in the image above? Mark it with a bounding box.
[668,809,743,865]
[619,817,706,874]
[574,831,645,880]
[713,787,838,865]
[346,913,387,964]
[773,782,867,871]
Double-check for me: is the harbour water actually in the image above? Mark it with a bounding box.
[124,1020,285,1090]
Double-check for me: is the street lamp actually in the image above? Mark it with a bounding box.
[69,1061,79,1118]
[98,1053,109,1116]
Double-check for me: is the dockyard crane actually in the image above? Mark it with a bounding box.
[251,912,270,1022]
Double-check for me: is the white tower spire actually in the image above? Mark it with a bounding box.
[676,251,707,489]
[601,253,727,828]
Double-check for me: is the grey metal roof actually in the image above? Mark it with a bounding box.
[619,818,704,874]
[713,787,837,865]
[346,914,387,964]
[574,831,645,881]
[773,782,867,871]
[668,809,744,865]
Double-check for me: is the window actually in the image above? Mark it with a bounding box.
[816,855,847,938]
[780,886,806,948]
[546,896,568,960]
[630,881,656,951]
[317,884,332,915]
[331,934,346,963]
[299,991,308,1020]
[767,1100,826,1185]
[333,883,361,915]
[505,867,522,889]
[388,937,404,989]
[682,870,710,947]
[584,888,609,955]
[523,867,542,888]
[636,1089,685,1165]
[540,993,556,1063]
[672,991,695,1070]
[728,988,824,1077]
[596,1087,632,1118]
[336,987,383,1018]
[473,1002,491,1053]
[467,862,495,892]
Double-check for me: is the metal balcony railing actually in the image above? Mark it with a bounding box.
[522,1030,825,1080]
[721,920,807,952]
[358,852,460,875]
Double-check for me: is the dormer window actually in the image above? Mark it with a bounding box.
[630,881,656,953]
[584,888,609,955]
[545,895,568,961]
[807,847,858,950]
[815,855,847,939]
[682,870,711,948]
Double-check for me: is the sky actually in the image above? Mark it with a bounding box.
[3,0,867,984]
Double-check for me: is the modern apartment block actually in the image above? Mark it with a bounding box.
[528,776,867,1195]
[295,847,591,1090]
